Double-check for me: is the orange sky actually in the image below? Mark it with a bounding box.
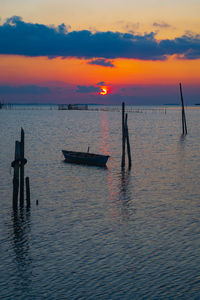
[0,0,200,103]
[0,55,199,86]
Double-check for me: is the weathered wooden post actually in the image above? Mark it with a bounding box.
[125,113,132,169]
[179,83,187,135]
[11,129,29,209]
[121,102,126,168]
[11,141,21,209]
[26,177,30,207]
[20,128,25,206]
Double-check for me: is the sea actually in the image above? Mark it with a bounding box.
[0,105,200,299]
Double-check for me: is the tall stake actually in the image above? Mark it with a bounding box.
[12,141,21,209]
[125,113,132,169]
[20,128,25,206]
[121,102,125,168]
[179,83,187,135]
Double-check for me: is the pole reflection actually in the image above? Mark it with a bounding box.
[99,111,135,221]
[118,168,133,219]
[107,166,136,223]
[174,134,188,190]
[99,111,110,156]
[11,207,32,292]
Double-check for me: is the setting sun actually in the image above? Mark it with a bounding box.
[100,86,109,95]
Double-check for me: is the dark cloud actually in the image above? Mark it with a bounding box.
[1,83,200,105]
[76,85,100,93]
[159,34,200,59]
[121,86,137,92]
[0,84,50,94]
[0,16,200,60]
[57,23,71,34]
[97,81,105,86]
[153,22,172,28]
[88,58,114,67]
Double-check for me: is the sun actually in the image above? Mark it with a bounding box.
[100,86,108,95]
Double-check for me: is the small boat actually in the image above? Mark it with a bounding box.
[62,150,110,166]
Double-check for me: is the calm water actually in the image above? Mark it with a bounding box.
[0,106,200,299]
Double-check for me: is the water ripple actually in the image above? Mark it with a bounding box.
[0,108,200,299]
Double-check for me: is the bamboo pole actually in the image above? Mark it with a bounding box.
[125,113,132,169]
[179,83,187,135]
[121,102,126,168]
[12,141,21,209]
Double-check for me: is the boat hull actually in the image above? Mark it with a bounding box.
[62,150,109,166]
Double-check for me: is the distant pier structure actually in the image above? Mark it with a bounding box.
[58,104,167,113]
[0,102,13,109]
[58,104,88,110]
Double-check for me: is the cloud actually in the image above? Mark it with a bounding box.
[97,82,105,86]
[115,20,140,31]
[0,16,200,60]
[0,84,50,94]
[57,23,71,34]
[121,86,138,93]
[76,85,100,93]
[88,58,114,67]
[153,22,172,28]
[160,34,200,59]
[1,82,200,105]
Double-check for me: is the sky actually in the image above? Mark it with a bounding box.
[0,0,200,104]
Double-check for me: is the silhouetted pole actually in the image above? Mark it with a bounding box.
[20,128,25,206]
[11,129,29,209]
[125,113,132,169]
[26,177,30,207]
[179,83,187,135]
[121,102,126,168]
[12,141,21,209]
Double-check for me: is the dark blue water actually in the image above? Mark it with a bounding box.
[0,106,200,299]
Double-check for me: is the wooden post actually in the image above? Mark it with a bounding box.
[20,128,25,207]
[12,141,21,209]
[26,177,30,207]
[125,113,132,169]
[179,83,187,135]
[121,102,126,168]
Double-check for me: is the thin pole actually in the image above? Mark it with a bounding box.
[179,83,187,135]
[121,102,125,168]
[125,113,132,169]
[20,128,25,206]
[12,141,21,209]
